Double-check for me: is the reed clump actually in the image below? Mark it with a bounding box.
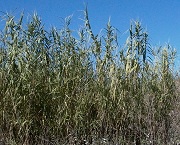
[0,9,179,144]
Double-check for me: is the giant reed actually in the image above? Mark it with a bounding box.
[0,9,179,144]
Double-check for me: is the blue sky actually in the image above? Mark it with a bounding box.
[0,0,180,68]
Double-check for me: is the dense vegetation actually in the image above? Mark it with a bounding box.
[0,8,179,144]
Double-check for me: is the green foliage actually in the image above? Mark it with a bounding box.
[0,10,178,144]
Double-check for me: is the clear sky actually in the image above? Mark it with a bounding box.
[0,0,180,68]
